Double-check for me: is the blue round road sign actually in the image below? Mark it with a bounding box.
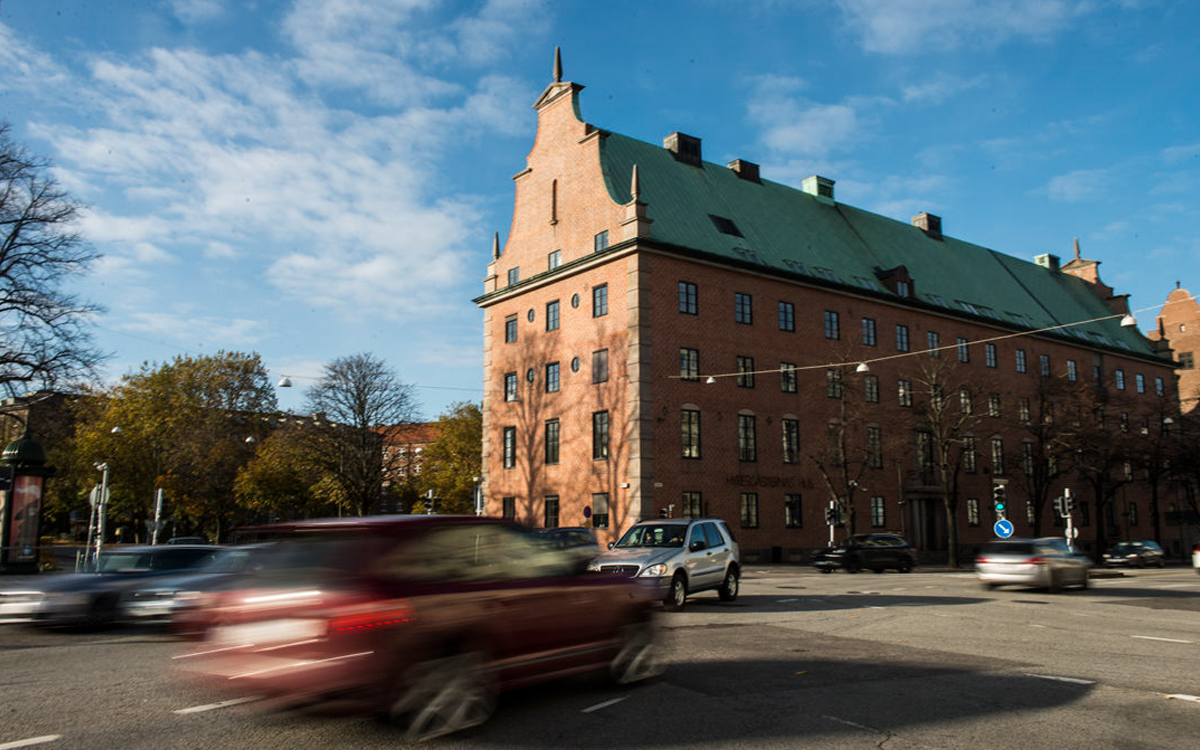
[993,519,1014,538]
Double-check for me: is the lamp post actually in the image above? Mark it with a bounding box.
[87,426,121,570]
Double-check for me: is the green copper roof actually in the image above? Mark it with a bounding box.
[597,131,1158,359]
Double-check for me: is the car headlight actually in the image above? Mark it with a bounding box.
[586,561,601,572]
[639,564,668,578]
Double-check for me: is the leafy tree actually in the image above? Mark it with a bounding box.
[234,422,339,520]
[418,402,482,514]
[0,123,104,396]
[304,353,420,516]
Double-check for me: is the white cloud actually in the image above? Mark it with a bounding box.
[0,22,72,93]
[121,311,265,346]
[900,73,986,104]
[751,98,862,158]
[1163,143,1200,165]
[169,0,227,23]
[1045,168,1110,202]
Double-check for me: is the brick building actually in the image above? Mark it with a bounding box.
[1149,284,1200,412]
[475,54,1181,561]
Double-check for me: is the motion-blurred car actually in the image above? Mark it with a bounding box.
[975,538,1090,592]
[0,545,221,628]
[121,544,268,626]
[586,518,740,611]
[534,526,601,567]
[811,533,917,574]
[175,516,660,741]
[1101,540,1166,568]
[1192,543,1199,574]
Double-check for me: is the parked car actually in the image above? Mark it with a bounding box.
[975,538,1090,592]
[811,533,917,574]
[586,518,740,611]
[0,545,221,628]
[121,544,268,626]
[176,516,661,741]
[1102,540,1166,568]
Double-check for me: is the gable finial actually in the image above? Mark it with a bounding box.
[553,47,562,83]
[630,164,640,201]
[492,231,500,260]
[1073,237,1081,259]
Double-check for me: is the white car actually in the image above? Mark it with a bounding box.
[1192,543,1199,574]
[975,538,1090,592]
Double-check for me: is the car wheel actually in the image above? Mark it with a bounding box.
[819,568,832,574]
[897,558,913,574]
[390,652,496,742]
[78,595,118,631]
[664,574,687,611]
[1079,570,1090,590]
[610,622,664,684]
[718,568,739,602]
[844,557,861,574]
[1135,557,1145,569]
[1047,571,1062,594]
[1157,558,1165,568]
[981,582,1000,591]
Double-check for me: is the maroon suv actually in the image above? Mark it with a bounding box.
[174,515,660,740]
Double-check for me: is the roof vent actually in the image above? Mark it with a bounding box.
[912,212,942,240]
[663,132,702,167]
[1035,253,1061,272]
[727,159,760,182]
[802,175,835,203]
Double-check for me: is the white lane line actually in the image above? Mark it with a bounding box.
[1025,674,1096,685]
[173,696,262,715]
[1132,635,1194,644]
[1165,694,1200,703]
[776,598,799,603]
[821,715,880,733]
[0,737,61,750]
[582,696,627,714]
[1029,624,1047,628]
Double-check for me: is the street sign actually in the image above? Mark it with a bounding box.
[1067,526,1079,539]
[993,519,1014,539]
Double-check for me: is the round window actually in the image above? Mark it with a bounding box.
[527,309,535,322]
[526,368,535,383]
[571,293,580,308]
[571,357,581,372]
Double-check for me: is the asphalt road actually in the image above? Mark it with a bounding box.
[1,566,1198,749]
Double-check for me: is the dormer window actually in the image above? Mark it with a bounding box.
[896,280,910,298]
[874,265,915,298]
[709,215,743,237]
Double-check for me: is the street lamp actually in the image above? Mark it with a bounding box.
[85,426,121,570]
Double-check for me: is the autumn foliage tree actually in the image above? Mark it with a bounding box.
[417,401,482,515]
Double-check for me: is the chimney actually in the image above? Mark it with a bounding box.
[663,132,702,167]
[1035,253,1060,272]
[801,175,835,203]
[912,212,942,240]
[727,159,760,182]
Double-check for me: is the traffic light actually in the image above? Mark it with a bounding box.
[1062,488,1074,515]
[824,506,842,526]
[992,482,1007,520]
[1053,495,1067,518]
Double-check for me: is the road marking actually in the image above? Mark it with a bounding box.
[0,737,61,750]
[582,697,627,714]
[1024,674,1095,685]
[1132,635,1194,644]
[1029,624,1047,628]
[776,598,799,603]
[1165,694,1200,703]
[821,715,880,733]
[173,696,262,714]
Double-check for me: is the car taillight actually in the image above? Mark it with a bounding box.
[327,602,414,635]
[975,557,990,564]
[1027,557,1047,566]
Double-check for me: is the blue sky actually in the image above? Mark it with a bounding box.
[2,0,1197,419]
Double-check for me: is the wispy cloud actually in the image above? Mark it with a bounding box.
[1045,168,1110,202]
[900,73,986,104]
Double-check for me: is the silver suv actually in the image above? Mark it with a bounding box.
[587,518,740,611]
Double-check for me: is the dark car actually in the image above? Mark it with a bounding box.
[121,544,269,626]
[811,533,917,574]
[0,545,221,628]
[1102,540,1166,568]
[534,526,601,568]
[176,516,661,741]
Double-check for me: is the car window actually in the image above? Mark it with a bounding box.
[615,524,686,548]
[981,542,1032,555]
[717,521,736,543]
[379,524,575,583]
[702,523,725,549]
[152,548,218,570]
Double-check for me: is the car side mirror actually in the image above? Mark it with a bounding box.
[607,542,614,550]
[689,540,706,552]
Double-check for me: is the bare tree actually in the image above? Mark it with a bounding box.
[305,353,420,516]
[0,123,103,396]
[1008,374,1081,537]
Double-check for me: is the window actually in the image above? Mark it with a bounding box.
[503,372,518,402]
[738,413,757,462]
[988,394,1001,417]
[739,493,759,529]
[1128,502,1138,527]
[1021,441,1034,476]
[1040,354,1050,376]
[592,284,608,317]
[895,324,910,352]
[967,498,979,527]
[867,425,882,468]
[545,362,560,393]
[543,419,560,465]
[896,280,910,297]
[681,409,701,459]
[957,337,970,363]
[990,437,1004,472]
[592,411,609,459]
[1114,369,1125,390]
[737,356,755,388]
[592,493,609,529]
[862,318,877,346]
[1155,377,1165,397]
[782,418,800,464]
[870,497,885,528]
[502,496,515,519]
[1180,352,1195,369]
[709,214,743,236]
[785,495,803,528]
[824,310,840,339]
[735,293,753,324]
[507,267,519,286]
[864,374,880,403]
[680,348,700,381]
[502,426,516,469]
[963,436,977,472]
[544,496,559,528]
[1120,412,1129,433]
[1019,397,1030,424]
[1015,349,1027,373]
[1093,364,1103,385]
[1067,360,1077,381]
[592,349,608,383]
[1136,373,1145,394]
[679,282,698,314]
[593,230,609,253]
[985,343,997,368]
[927,330,940,356]
[960,388,972,414]
[681,491,702,518]
[545,300,560,331]
[548,249,561,270]
[775,301,796,332]
[504,314,517,343]
[780,363,797,393]
[898,379,912,407]
[826,369,843,399]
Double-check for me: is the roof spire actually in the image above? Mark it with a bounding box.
[630,164,640,201]
[1073,237,1081,259]
[553,46,562,83]
[491,231,500,260]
